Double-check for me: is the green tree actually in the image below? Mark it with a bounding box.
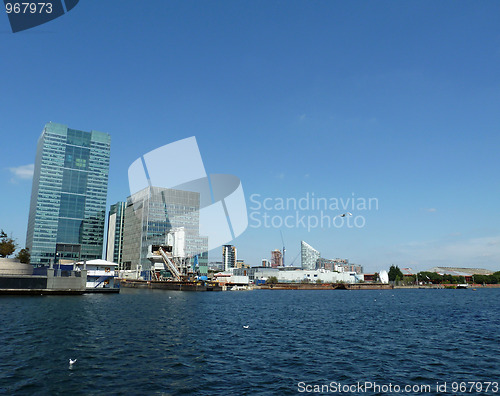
[418,271,442,284]
[266,276,278,284]
[388,265,403,282]
[0,230,17,258]
[16,248,30,264]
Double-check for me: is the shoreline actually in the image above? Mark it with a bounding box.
[395,284,500,289]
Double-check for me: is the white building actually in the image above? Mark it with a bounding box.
[301,241,320,270]
[76,259,119,291]
[232,267,362,284]
[222,245,237,271]
[276,268,360,283]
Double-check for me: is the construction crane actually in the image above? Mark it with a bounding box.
[158,246,182,281]
[289,251,300,267]
[280,230,286,267]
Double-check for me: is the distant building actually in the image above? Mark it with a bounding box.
[271,249,283,267]
[363,273,378,283]
[121,186,208,275]
[301,241,320,270]
[233,266,279,282]
[26,122,111,266]
[427,267,494,276]
[317,258,347,271]
[106,202,125,267]
[208,261,224,271]
[275,268,359,284]
[343,263,363,274]
[400,267,414,276]
[261,259,270,267]
[236,259,249,269]
[232,267,361,284]
[222,245,237,271]
[317,258,363,274]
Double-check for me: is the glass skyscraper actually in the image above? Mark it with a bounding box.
[26,122,111,265]
[301,240,320,270]
[106,201,125,267]
[122,186,208,275]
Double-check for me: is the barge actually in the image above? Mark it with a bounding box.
[120,278,223,291]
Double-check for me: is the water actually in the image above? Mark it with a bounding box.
[0,288,499,395]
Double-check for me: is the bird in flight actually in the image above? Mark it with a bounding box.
[243,325,250,329]
[69,359,77,365]
[340,212,353,217]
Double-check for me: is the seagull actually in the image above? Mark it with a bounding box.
[243,325,250,329]
[340,212,353,217]
[69,359,77,365]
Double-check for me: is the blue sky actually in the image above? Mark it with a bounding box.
[1,1,499,272]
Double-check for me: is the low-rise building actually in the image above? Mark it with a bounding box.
[232,266,362,284]
[275,268,360,283]
[0,258,87,294]
[75,259,119,291]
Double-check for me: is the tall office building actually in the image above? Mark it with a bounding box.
[106,201,125,266]
[222,245,237,271]
[301,240,320,270]
[121,186,208,275]
[26,122,110,265]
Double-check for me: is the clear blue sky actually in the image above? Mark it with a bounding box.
[1,1,499,272]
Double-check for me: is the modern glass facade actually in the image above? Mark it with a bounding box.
[301,240,320,270]
[121,186,208,275]
[106,202,125,266]
[26,122,110,265]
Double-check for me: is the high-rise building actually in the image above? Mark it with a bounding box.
[301,240,320,270]
[26,122,110,265]
[222,245,237,271]
[121,186,208,275]
[106,201,125,267]
[271,249,283,267]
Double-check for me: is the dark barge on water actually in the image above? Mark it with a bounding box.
[119,279,224,291]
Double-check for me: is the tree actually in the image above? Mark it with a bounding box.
[16,248,30,264]
[0,230,17,258]
[418,271,441,284]
[388,265,404,282]
[266,276,278,284]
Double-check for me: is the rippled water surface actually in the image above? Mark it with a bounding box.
[0,288,499,395]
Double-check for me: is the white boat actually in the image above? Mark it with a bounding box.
[456,283,469,289]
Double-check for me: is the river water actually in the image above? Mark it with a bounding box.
[0,288,499,395]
